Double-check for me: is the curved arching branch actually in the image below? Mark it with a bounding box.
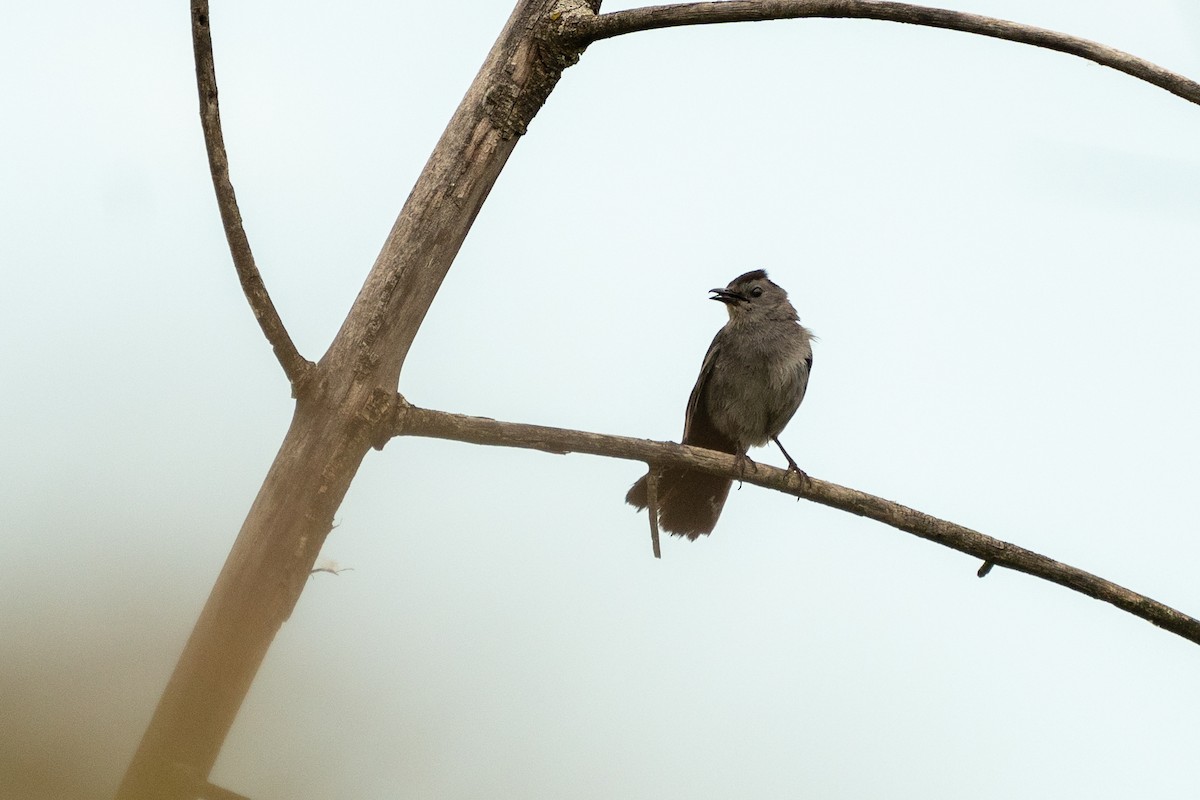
[191,0,315,391]
[392,399,1200,648]
[565,1,1200,107]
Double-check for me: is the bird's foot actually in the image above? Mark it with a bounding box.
[771,436,807,484]
[785,461,811,498]
[733,450,757,487]
[784,460,808,483]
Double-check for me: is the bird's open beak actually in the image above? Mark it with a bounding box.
[709,288,747,305]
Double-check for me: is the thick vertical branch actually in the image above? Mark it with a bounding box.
[115,2,595,798]
[321,0,600,385]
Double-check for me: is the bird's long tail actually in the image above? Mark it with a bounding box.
[625,468,732,540]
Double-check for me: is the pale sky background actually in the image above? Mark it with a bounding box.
[3,1,1200,798]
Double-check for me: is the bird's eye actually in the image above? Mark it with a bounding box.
[750,286,764,298]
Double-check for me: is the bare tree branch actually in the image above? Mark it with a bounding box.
[123,1,1194,795]
[568,1,1200,107]
[318,0,597,389]
[118,4,591,797]
[191,0,314,391]
[393,400,1200,647]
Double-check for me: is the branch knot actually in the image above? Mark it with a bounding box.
[483,1,594,139]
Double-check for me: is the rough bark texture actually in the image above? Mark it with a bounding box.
[320,0,599,389]
[114,2,596,797]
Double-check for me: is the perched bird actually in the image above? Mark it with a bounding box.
[626,270,813,539]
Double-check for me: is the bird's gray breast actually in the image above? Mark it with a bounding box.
[703,321,812,449]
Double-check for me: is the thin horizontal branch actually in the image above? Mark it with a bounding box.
[392,399,1200,647]
[191,0,314,391]
[570,1,1200,107]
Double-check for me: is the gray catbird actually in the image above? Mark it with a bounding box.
[626,269,813,538]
